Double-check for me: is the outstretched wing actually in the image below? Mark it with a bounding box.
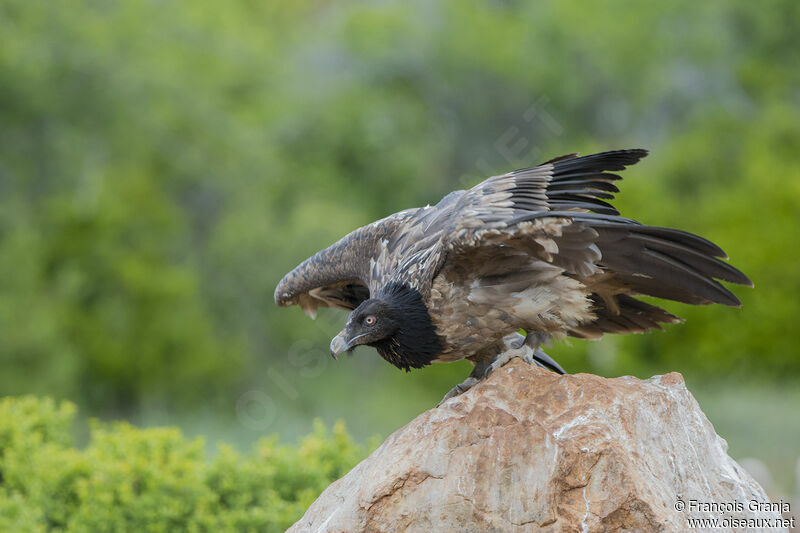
[440,149,752,338]
[438,149,650,284]
[445,148,647,234]
[274,210,416,318]
[379,150,649,293]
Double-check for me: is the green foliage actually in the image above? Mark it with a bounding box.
[0,0,797,424]
[0,396,367,532]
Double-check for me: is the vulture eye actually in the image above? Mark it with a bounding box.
[364,315,377,326]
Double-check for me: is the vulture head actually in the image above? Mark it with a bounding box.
[329,283,444,371]
[329,299,398,356]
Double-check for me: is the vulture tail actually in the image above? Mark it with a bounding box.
[531,348,566,374]
[569,294,682,339]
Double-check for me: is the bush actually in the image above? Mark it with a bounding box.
[0,396,369,532]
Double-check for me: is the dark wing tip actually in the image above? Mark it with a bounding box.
[719,273,754,308]
[624,147,649,160]
[542,148,650,170]
[541,152,579,165]
[606,148,649,166]
[577,148,649,170]
[722,292,743,308]
[544,148,648,169]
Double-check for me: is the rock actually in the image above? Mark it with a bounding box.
[289,361,784,532]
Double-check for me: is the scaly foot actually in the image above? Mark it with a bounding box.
[437,376,479,406]
[437,332,565,406]
[483,344,537,378]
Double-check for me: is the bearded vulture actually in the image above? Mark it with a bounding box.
[275,149,752,400]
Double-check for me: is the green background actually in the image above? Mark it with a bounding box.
[1,0,798,512]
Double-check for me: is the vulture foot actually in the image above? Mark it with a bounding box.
[437,376,479,406]
[488,331,564,376]
[484,345,538,377]
[438,337,565,406]
[438,359,491,406]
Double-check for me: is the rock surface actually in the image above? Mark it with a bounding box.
[289,361,783,532]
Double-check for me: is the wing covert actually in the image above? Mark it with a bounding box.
[274,211,413,317]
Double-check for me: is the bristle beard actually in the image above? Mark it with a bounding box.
[372,283,443,371]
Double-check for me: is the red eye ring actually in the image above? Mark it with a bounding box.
[364,315,376,326]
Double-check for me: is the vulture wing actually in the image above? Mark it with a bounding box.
[444,148,647,230]
[274,210,417,318]
[379,149,649,291]
[439,149,752,337]
[440,149,650,268]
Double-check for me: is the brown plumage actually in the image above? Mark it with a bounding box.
[275,149,752,384]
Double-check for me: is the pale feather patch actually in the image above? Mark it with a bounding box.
[534,237,559,255]
[509,275,594,328]
[298,294,318,320]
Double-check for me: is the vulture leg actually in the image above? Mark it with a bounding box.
[488,332,565,376]
[438,371,478,406]
[437,360,489,406]
[523,332,566,374]
[438,333,565,406]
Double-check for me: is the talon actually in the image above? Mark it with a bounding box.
[439,376,479,405]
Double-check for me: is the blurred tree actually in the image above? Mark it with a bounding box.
[0,0,797,418]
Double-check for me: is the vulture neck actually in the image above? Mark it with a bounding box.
[372,283,443,371]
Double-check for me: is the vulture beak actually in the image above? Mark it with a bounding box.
[329,330,366,360]
[329,331,350,360]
